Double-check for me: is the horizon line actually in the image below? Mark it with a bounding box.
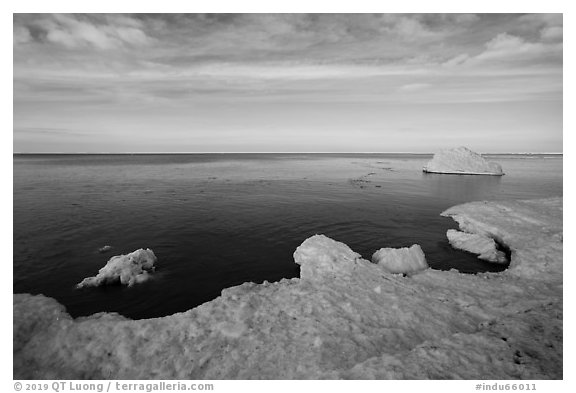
[12,151,564,155]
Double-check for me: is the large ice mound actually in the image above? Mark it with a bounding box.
[76,248,157,288]
[423,146,504,175]
[371,244,428,274]
[293,234,366,281]
[447,229,508,264]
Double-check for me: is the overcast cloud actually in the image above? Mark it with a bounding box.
[13,14,562,153]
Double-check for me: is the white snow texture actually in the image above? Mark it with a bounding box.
[447,229,508,264]
[424,146,504,175]
[76,248,157,288]
[371,244,428,274]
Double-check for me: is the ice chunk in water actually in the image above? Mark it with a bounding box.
[423,146,504,175]
[77,248,157,288]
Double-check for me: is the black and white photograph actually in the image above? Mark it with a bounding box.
[10,6,567,385]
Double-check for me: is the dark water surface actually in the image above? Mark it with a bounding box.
[13,153,563,319]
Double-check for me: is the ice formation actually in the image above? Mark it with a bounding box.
[76,248,157,288]
[447,229,508,264]
[98,245,112,253]
[14,198,562,379]
[371,245,428,274]
[423,146,504,175]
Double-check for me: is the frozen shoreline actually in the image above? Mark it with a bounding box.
[13,197,562,379]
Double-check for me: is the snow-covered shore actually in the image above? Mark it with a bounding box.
[13,198,562,379]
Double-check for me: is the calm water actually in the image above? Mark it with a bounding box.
[13,153,563,319]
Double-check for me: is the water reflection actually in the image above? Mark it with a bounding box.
[13,154,561,319]
[422,173,502,203]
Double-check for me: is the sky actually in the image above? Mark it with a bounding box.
[13,13,563,153]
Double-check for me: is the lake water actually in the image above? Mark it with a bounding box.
[13,153,563,319]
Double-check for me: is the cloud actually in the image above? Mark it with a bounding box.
[14,14,150,49]
[508,14,562,40]
[398,83,431,92]
[13,25,32,44]
[540,26,563,42]
[443,32,562,69]
[12,14,563,153]
[477,33,561,63]
[14,13,484,59]
[377,15,439,41]
[14,127,88,136]
[178,62,432,81]
[443,54,470,67]
[517,13,562,28]
[14,14,562,74]
[13,14,563,107]
[453,14,480,25]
